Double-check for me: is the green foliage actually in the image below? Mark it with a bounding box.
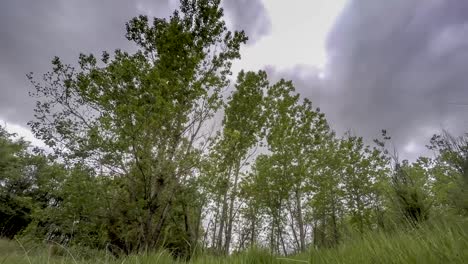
[0,126,64,239]
[0,127,32,238]
[388,160,432,225]
[1,0,465,260]
[26,0,246,256]
[429,132,468,214]
[24,165,110,249]
[1,216,466,263]
[202,70,268,254]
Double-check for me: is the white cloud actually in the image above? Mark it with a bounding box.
[233,0,347,73]
[0,119,46,148]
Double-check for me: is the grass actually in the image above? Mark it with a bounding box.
[1,216,466,264]
[307,216,468,264]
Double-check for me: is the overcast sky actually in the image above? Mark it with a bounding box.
[1,0,467,160]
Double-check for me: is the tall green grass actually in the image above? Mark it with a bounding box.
[1,216,466,264]
[307,216,468,264]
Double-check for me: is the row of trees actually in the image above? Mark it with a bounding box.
[1,0,467,258]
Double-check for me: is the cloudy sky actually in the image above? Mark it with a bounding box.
[1,0,467,160]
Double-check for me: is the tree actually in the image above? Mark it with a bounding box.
[308,138,344,247]
[28,0,247,254]
[429,132,468,214]
[201,70,267,254]
[245,78,334,253]
[25,164,109,249]
[389,160,432,225]
[339,134,389,233]
[19,0,467,257]
[0,126,32,238]
[0,126,64,239]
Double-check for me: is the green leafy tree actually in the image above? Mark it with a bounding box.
[429,132,468,214]
[246,78,333,252]
[25,164,109,248]
[0,126,32,238]
[309,138,344,247]
[389,160,432,225]
[249,154,289,254]
[339,134,389,233]
[27,0,246,253]
[0,126,64,239]
[206,70,267,254]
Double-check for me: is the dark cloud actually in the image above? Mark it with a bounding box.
[0,0,270,127]
[0,0,172,126]
[222,0,271,44]
[269,0,468,159]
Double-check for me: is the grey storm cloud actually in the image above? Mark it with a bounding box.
[0,0,270,126]
[222,0,271,43]
[270,0,468,159]
[0,0,171,125]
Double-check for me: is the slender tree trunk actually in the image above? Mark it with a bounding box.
[216,190,228,252]
[319,212,326,247]
[270,215,275,254]
[238,228,247,251]
[194,201,204,246]
[224,161,241,254]
[278,220,287,256]
[144,209,154,250]
[183,203,195,252]
[295,190,306,251]
[274,202,287,255]
[153,200,172,248]
[330,196,339,245]
[276,217,280,254]
[216,166,233,253]
[312,221,317,248]
[203,220,210,248]
[288,203,300,252]
[250,207,256,247]
[211,200,220,249]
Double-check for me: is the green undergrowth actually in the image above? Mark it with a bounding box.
[1,216,466,264]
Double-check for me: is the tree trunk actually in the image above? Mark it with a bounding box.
[330,196,339,245]
[250,207,256,247]
[211,200,220,249]
[183,204,195,251]
[295,190,306,251]
[216,166,233,253]
[143,208,154,251]
[216,190,228,252]
[152,201,171,249]
[288,203,300,252]
[270,215,275,254]
[312,221,317,248]
[194,201,204,246]
[224,161,241,254]
[278,221,287,256]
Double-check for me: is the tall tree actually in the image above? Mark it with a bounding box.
[248,78,333,252]
[429,132,468,214]
[339,134,389,233]
[28,0,246,253]
[206,70,267,254]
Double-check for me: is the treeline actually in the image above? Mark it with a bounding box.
[1,0,467,259]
